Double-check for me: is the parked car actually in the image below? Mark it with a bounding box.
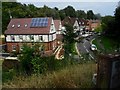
[82,34,89,37]
[90,44,97,51]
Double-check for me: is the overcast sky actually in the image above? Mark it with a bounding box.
[17,0,120,16]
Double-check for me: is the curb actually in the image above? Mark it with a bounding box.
[90,38,95,45]
[75,42,81,57]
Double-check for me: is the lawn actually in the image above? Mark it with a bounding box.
[92,36,117,53]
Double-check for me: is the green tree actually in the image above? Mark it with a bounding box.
[59,10,66,20]
[76,10,87,19]
[64,6,76,17]
[87,10,95,19]
[18,44,34,75]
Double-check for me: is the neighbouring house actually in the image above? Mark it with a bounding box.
[62,16,79,33]
[88,20,101,31]
[78,19,89,34]
[4,17,57,56]
[54,20,63,46]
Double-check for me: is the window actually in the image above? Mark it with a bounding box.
[39,36,43,41]
[11,35,15,41]
[12,25,15,28]
[30,35,34,41]
[12,45,16,52]
[19,35,23,41]
[74,26,77,29]
[25,24,28,27]
[18,24,20,28]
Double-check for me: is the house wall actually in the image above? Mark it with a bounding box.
[6,39,57,54]
[50,19,56,34]
[6,34,56,43]
[73,20,79,32]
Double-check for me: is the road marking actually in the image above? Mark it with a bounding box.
[89,54,94,59]
[83,45,89,53]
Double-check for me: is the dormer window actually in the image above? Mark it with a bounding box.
[12,25,15,28]
[18,24,20,28]
[25,24,28,27]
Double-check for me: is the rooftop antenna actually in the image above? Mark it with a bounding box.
[8,9,12,19]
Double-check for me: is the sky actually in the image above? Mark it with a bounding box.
[17,0,120,16]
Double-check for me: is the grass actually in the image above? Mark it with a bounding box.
[71,43,78,55]
[92,39,102,51]
[92,36,117,53]
[2,61,96,88]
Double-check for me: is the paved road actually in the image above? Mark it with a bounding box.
[77,34,97,60]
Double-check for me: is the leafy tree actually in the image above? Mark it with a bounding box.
[87,10,95,19]
[95,13,101,20]
[63,24,76,56]
[76,10,87,19]
[59,10,66,20]
[63,24,76,44]
[18,44,34,75]
[64,6,76,17]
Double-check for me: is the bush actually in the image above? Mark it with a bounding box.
[18,44,34,75]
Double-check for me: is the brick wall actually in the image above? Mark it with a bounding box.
[6,39,57,55]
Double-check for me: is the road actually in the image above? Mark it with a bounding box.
[77,34,97,60]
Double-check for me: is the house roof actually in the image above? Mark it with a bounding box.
[62,16,76,26]
[4,17,53,35]
[54,20,61,31]
[78,19,89,26]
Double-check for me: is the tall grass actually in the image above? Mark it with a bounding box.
[3,62,96,88]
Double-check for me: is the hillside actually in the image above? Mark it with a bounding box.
[2,62,96,88]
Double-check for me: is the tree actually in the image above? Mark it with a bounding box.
[59,10,66,20]
[101,15,115,37]
[114,4,120,51]
[18,44,34,75]
[64,6,76,17]
[87,10,95,19]
[76,10,87,19]
[95,13,101,20]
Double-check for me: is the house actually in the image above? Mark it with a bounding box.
[78,19,89,34]
[4,17,57,56]
[62,16,79,33]
[88,20,101,31]
[54,20,63,45]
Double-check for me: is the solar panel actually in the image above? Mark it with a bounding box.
[30,18,48,27]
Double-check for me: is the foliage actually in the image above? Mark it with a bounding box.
[87,10,96,19]
[94,25,102,33]
[63,24,76,43]
[100,2,120,51]
[18,44,34,75]
[3,61,96,88]
[76,10,87,19]
[63,6,76,17]
[18,43,75,75]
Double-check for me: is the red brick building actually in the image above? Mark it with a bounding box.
[4,17,57,56]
